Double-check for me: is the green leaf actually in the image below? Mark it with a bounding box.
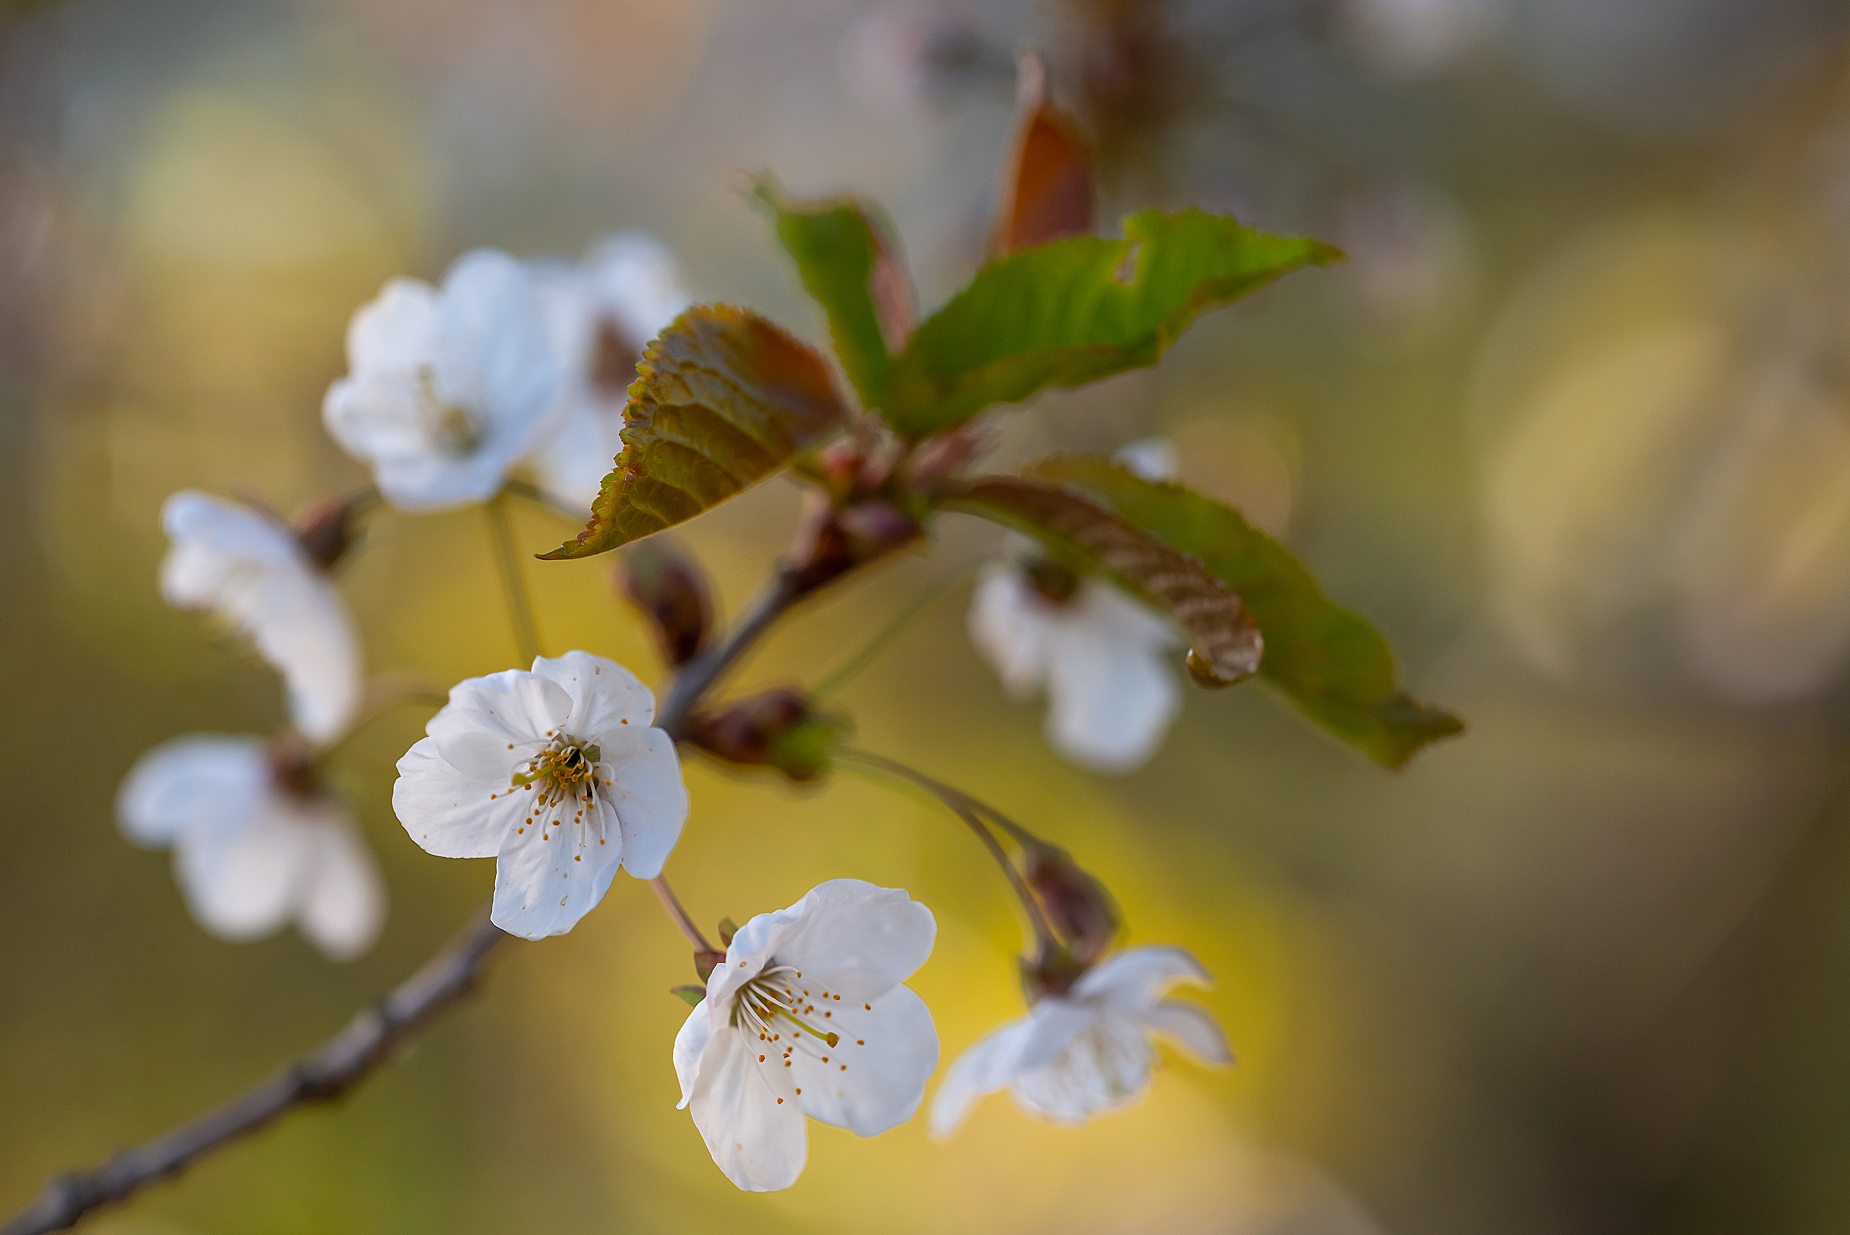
[949,476,1263,685]
[541,305,850,560]
[1029,456,1463,768]
[752,175,913,410]
[883,209,1340,438]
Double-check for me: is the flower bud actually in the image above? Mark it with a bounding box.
[1024,845,1119,965]
[292,495,366,572]
[618,537,714,667]
[788,494,922,594]
[684,688,844,782]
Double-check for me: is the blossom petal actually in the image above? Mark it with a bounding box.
[297,819,386,961]
[968,567,1056,700]
[1044,580,1180,772]
[929,1014,1038,1139]
[1071,944,1211,1010]
[688,1025,807,1192]
[174,810,311,942]
[674,998,714,1110]
[1139,999,1233,1066]
[529,650,657,735]
[1009,1006,1154,1125]
[731,880,936,1002]
[392,735,524,859]
[117,735,267,847]
[584,230,690,344]
[346,277,439,376]
[254,572,362,743]
[435,249,564,463]
[488,799,624,939]
[429,666,573,760]
[791,984,938,1137]
[600,728,687,879]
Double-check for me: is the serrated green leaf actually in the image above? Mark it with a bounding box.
[752,175,912,410]
[949,476,1263,685]
[541,305,850,560]
[1030,456,1463,768]
[883,209,1340,438]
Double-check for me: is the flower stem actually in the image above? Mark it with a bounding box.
[485,493,542,664]
[834,748,1060,952]
[650,875,715,953]
[658,563,808,738]
[810,557,984,700]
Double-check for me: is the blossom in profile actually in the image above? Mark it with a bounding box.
[673,879,938,1191]
[929,945,1229,1136]
[392,650,688,940]
[323,249,563,511]
[160,491,361,745]
[117,735,385,960]
[528,233,691,507]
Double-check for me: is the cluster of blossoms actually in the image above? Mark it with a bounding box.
[117,222,1231,1191]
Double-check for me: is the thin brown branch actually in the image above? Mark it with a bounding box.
[1,908,508,1235]
[650,875,715,952]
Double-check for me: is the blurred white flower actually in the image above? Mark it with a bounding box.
[160,491,360,745]
[392,650,687,940]
[930,945,1229,1136]
[323,249,563,511]
[117,735,384,961]
[969,561,1180,772]
[527,233,691,508]
[674,879,938,1191]
[1342,0,1500,78]
[1114,436,1178,483]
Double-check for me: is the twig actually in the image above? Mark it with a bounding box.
[835,748,1060,951]
[650,876,715,953]
[658,563,807,738]
[1,908,509,1235]
[485,494,542,664]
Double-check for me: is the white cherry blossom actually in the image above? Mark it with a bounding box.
[969,558,1181,772]
[160,491,360,745]
[392,650,687,940]
[527,233,691,507]
[673,879,939,1192]
[930,945,1230,1137]
[117,735,385,960]
[323,249,564,511]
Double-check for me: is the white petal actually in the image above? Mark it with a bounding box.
[735,880,936,1002]
[791,984,937,1137]
[529,395,618,510]
[250,572,362,743]
[674,998,714,1109]
[968,567,1056,700]
[929,1014,1039,1139]
[346,277,439,376]
[392,735,525,859]
[488,797,624,939]
[1044,580,1180,772]
[528,650,656,735]
[174,805,312,942]
[434,249,564,464]
[600,727,687,879]
[160,491,298,584]
[1072,944,1212,1010]
[688,1024,807,1192]
[117,735,267,847]
[1139,999,1233,1066]
[297,818,386,961]
[1113,437,1177,482]
[1009,1006,1154,1125]
[583,230,689,345]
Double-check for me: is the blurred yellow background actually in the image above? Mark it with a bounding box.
[5,0,1850,1232]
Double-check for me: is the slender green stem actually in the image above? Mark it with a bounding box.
[834,748,1059,951]
[485,493,542,664]
[811,558,984,700]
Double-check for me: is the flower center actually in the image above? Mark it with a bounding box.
[417,367,485,457]
[502,734,607,838]
[730,966,864,1080]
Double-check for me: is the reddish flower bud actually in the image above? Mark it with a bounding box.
[292,495,366,572]
[684,688,843,782]
[1024,845,1119,965]
[618,538,714,668]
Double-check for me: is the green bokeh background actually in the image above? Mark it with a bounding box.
[6,1,1850,1232]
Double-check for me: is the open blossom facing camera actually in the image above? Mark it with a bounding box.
[392,651,687,939]
[117,736,385,960]
[160,491,361,744]
[324,249,564,511]
[674,880,939,1191]
[528,233,692,507]
[930,945,1230,1137]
